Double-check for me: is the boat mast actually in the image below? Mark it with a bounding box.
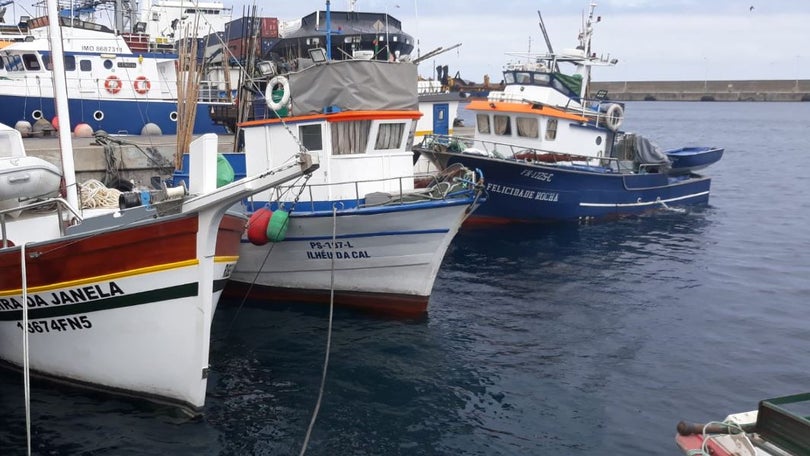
[578,2,598,100]
[47,0,79,211]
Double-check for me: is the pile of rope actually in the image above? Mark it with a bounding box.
[80,179,122,209]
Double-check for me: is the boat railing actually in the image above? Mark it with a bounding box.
[0,197,83,247]
[255,169,473,212]
[419,134,649,173]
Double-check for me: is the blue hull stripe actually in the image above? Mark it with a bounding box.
[242,229,450,244]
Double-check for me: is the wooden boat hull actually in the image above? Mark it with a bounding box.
[0,213,245,413]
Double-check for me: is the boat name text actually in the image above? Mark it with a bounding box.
[520,169,554,182]
[307,240,371,259]
[0,282,125,310]
[16,316,93,334]
[486,183,559,202]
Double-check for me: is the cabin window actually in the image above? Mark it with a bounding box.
[516,72,531,84]
[374,122,405,150]
[64,56,76,71]
[22,54,41,71]
[516,117,539,138]
[298,124,322,151]
[79,60,92,71]
[545,119,558,141]
[331,120,371,155]
[476,114,490,134]
[103,60,113,70]
[5,55,23,71]
[504,73,515,84]
[41,55,53,70]
[493,115,511,136]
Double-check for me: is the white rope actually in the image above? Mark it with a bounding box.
[79,179,122,209]
[299,205,338,456]
[21,243,32,456]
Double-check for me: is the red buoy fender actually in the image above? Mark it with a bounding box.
[246,208,273,245]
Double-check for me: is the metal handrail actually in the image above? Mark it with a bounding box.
[419,134,660,174]
[254,170,473,213]
[0,198,83,247]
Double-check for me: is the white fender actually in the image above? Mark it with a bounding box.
[605,103,624,131]
[266,75,291,112]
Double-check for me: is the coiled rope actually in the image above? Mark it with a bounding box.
[80,179,122,209]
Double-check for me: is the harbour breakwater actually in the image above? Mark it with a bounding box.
[590,79,810,102]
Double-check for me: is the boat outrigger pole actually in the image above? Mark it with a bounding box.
[536,9,559,73]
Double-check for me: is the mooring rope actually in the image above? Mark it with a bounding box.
[299,204,338,456]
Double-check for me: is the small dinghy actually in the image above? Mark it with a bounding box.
[665,146,725,175]
[0,155,62,201]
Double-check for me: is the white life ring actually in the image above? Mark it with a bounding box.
[604,103,624,131]
[266,75,290,111]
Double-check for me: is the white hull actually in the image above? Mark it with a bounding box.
[0,260,235,410]
[231,202,471,309]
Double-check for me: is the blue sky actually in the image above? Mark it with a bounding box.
[249,0,810,82]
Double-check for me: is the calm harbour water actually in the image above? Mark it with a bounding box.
[2,102,810,455]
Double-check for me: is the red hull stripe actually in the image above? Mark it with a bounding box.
[223,282,429,316]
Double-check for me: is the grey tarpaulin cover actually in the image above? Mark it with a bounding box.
[634,135,671,168]
[289,60,418,114]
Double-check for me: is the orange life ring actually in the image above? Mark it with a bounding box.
[104,75,122,94]
[133,76,151,95]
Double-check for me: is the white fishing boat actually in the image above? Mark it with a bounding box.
[0,0,317,415]
[198,58,484,315]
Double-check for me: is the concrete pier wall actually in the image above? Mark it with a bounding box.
[22,135,235,189]
[590,79,810,101]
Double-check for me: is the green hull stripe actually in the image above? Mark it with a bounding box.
[0,281,226,321]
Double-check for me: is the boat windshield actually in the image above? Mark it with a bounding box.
[503,71,551,86]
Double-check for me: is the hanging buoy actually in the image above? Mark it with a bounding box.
[266,209,289,242]
[216,153,235,187]
[74,123,94,137]
[247,207,273,245]
[51,116,59,131]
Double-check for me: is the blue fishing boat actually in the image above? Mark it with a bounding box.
[0,1,233,135]
[413,3,723,223]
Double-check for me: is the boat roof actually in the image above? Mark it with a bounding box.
[240,110,421,128]
[465,98,587,122]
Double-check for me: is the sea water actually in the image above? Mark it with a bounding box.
[2,102,809,455]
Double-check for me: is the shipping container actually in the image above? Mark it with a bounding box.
[225,16,279,40]
[260,17,279,38]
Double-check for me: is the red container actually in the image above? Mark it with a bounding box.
[227,38,244,59]
[260,17,279,38]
